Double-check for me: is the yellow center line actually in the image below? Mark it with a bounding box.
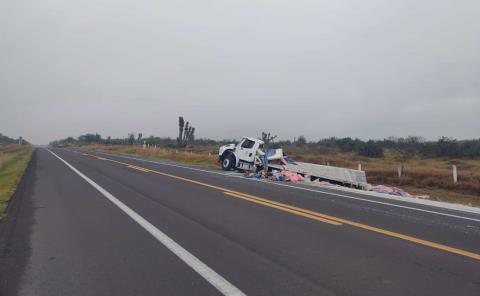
[224,192,341,225]
[83,151,480,261]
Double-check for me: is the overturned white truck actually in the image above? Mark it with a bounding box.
[218,136,368,188]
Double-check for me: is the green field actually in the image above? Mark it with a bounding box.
[0,145,34,218]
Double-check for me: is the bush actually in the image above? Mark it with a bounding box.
[358,140,384,158]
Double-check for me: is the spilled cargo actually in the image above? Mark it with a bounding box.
[218,136,367,188]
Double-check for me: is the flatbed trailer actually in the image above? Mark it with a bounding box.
[268,162,368,189]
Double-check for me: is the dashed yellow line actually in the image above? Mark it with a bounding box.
[85,151,480,261]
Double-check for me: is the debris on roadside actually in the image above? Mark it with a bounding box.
[218,137,367,188]
[242,159,427,199]
[369,185,412,197]
[279,171,305,182]
[311,180,339,188]
[243,170,265,179]
[415,195,431,199]
[220,136,429,199]
[243,169,305,182]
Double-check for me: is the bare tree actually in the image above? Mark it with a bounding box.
[177,117,196,148]
[128,133,135,145]
[177,117,185,147]
[261,132,277,150]
[296,135,307,147]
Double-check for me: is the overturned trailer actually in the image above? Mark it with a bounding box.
[218,137,368,188]
[268,161,368,188]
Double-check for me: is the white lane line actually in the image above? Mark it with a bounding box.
[47,149,245,296]
[256,181,480,223]
[75,150,480,223]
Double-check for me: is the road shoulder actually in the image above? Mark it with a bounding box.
[0,149,36,295]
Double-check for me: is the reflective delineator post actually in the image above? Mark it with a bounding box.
[358,163,362,171]
[453,165,458,183]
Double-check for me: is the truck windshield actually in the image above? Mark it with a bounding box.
[241,139,255,149]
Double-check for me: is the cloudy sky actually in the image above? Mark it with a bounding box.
[1,0,479,144]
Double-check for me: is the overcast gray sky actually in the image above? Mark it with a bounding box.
[1,0,479,144]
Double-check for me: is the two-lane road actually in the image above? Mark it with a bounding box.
[1,148,479,295]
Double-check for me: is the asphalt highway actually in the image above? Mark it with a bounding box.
[1,148,479,295]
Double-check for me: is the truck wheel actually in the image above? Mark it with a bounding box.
[221,155,235,171]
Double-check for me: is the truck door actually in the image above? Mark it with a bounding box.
[237,138,256,163]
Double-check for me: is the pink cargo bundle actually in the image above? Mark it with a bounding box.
[281,171,304,182]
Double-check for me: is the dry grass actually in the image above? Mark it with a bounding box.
[286,148,480,206]
[0,145,28,165]
[0,145,34,217]
[289,149,480,190]
[86,145,219,168]
[86,145,480,207]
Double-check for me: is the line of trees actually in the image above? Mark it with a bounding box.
[50,133,480,159]
[50,133,230,149]
[0,133,29,145]
[274,136,480,158]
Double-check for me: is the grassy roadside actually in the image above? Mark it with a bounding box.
[0,145,34,218]
[288,149,480,207]
[401,186,480,207]
[85,144,219,168]
[84,144,480,207]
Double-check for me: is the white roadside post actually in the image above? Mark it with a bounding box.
[358,163,362,171]
[453,165,458,183]
[143,140,146,150]
[398,165,403,177]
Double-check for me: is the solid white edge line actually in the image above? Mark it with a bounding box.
[76,150,480,223]
[47,149,245,296]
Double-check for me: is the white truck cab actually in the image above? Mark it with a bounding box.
[218,137,264,171]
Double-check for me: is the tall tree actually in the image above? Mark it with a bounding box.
[261,132,277,150]
[128,133,135,145]
[296,135,307,147]
[176,116,195,148]
[177,117,185,147]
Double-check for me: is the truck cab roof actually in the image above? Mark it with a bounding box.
[242,136,264,145]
